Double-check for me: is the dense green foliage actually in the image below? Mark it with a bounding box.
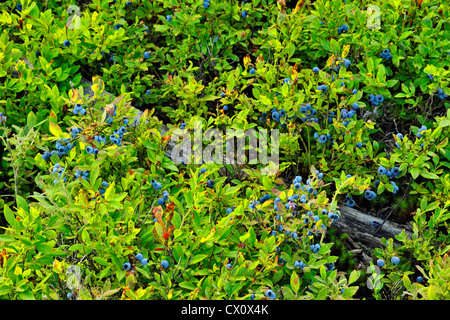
[0,0,449,300]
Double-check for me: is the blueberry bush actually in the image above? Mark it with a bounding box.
[0,0,449,300]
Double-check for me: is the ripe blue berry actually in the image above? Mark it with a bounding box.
[391,256,400,265]
[123,262,131,270]
[241,10,248,18]
[378,166,387,175]
[141,258,148,266]
[346,198,355,207]
[318,135,327,144]
[265,289,276,300]
[166,15,172,22]
[313,67,320,73]
[63,40,71,47]
[161,260,169,269]
[136,253,143,261]
[143,51,150,59]
[364,190,376,201]
[377,259,385,267]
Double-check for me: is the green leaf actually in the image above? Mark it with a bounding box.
[16,196,29,213]
[0,285,13,296]
[179,281,197,291]
[93,257,109,266]
[272,269,284,283]
[290,271,300,294]
[4,204,20,232]
[49,122,63,137]
[0,235,14,242]
[411,167,420,180]
[348,270,360,285]
[191,254,208,264]
[420,170,439,179]
[403,274,412,291]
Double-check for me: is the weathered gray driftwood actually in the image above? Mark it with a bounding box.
[334,205,413,249]
[11,57,413,251]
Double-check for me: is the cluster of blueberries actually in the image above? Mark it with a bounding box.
[380,49,393,60]
[98,181,109,195]
[375,165,401,194]
[136,253,148,266]
[74,170,89,181]
[436,88,448,100]
[310,243,321,253]
[157,191,170,206]
[376,256,400,267]
[364,189,377,201]
[325,262,335,271]
[123,252,150,271]
[416,125,427,138]
[52,163,66,184]
[85,145,100,155]
[367,93,384,106]
[314,131,331,144]
[337,23,349,35]
[0,112,6,123]
[317,84,328,92]
[72,103,87,115]
[42,138,77,161]
[151,179,163,190]
[109,125,127,146]
[294,259,306,270]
